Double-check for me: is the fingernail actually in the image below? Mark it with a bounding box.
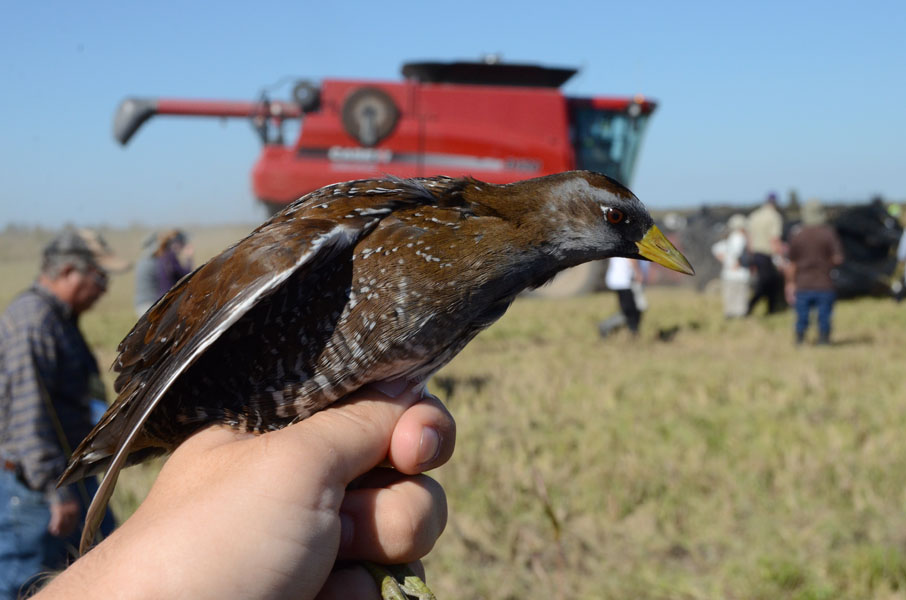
[339,511,354,550]
[417,427,441,468]
[373,378,408,398]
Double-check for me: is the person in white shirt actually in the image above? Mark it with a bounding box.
[711,214,751,318]
[599,256,646,337]
[894,219,906,302]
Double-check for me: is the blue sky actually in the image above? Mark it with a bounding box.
[2,0,904,227]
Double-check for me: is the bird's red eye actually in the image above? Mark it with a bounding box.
[607,208,624,224]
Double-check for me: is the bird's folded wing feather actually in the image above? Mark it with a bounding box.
[68,215,372,553]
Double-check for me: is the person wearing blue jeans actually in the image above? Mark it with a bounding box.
[0,471,114,598]
[793,290,836,344]
[0,228,125,598]
[786,200,844,345]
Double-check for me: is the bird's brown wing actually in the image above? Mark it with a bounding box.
[68,217,374,553]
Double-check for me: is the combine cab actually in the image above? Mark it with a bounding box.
[114,60,658,296]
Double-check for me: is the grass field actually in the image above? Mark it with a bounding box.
[3,226,906,599]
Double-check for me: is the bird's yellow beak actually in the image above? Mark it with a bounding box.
[636,225,695,275]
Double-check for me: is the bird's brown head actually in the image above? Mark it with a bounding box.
[510,171,694,276]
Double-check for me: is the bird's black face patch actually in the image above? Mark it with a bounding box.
[596,196,653,245]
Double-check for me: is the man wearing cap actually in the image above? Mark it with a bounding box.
[0,227,127,597]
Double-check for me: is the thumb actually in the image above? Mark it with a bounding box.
[271,380,424,486]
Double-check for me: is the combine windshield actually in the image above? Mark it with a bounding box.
[570,106,652,186]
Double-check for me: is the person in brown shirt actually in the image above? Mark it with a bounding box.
[786,199,844,344]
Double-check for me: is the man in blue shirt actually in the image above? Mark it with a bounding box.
[0,228,127,598]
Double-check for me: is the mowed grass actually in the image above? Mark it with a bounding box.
[428,291,906,600]
[3,226,906,599]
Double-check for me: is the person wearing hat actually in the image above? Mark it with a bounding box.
[711,214,752,318]
[786,199,844,345]
[0,227,128,596]
[133,229,195,317]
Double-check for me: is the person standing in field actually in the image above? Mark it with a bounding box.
[893,210,906,302]
[154,229,194,299]
[133,229,195,318]
[786,199,844,345]
[599,256,647,338]
[0,228,123,597]
[711,214,751,318]
[746,192,785,315]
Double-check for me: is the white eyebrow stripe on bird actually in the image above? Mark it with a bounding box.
[551,177,620,205]
[84,222,362,540]
[549,177,594,199]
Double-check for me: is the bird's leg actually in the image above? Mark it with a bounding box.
[364,561,437,600]
[388,563,437,600]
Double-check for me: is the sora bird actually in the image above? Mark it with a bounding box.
[61,170,693,590]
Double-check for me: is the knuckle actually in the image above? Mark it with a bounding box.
[384,476,447,560]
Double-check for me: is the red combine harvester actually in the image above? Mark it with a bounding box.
[114,60,658,295]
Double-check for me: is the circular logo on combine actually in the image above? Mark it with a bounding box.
[341,87,399,147]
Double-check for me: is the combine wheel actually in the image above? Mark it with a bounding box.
[341,87,399,147]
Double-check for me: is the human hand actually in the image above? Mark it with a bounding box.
[39,381,455,600]
[48,498,80,538]
[785,281,796,305]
